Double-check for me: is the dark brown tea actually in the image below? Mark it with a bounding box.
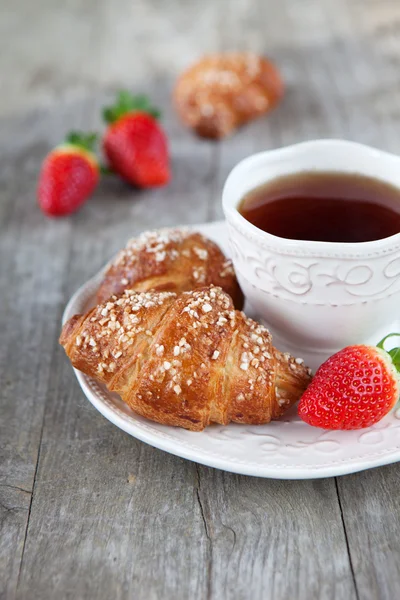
[239,171,400,243]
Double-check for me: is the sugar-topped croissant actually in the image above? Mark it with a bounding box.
[60,286,311,431]
[97,228,244,309]
[174,52,284,139]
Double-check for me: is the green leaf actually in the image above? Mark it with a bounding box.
[118,90,133,106]
[377,333,400,350]
[389,347,400,370]
[65,131,98,152]
[148,107,161,119]
[377,333,400,376]
[103,107,115,124]
[100,164,114,175]
[102,91,161,124]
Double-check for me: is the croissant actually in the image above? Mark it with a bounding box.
[60,286,311,431]
[97,228,244,309]
[174,52,284,139]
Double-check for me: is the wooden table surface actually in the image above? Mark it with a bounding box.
[1,0,400,598]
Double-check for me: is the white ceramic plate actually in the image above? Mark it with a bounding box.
[63,221,400,479]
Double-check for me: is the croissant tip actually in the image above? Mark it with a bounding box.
[59,314,82,347]
[274,349,312,403]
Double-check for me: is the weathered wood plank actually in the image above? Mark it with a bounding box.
[198,468,357,600]
[337,464,400,600]
[0,112,73,598]
[16,396,210,599]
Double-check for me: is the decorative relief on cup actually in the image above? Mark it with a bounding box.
[253,259,317,296]
[229,233,400,301]
[276,261,318,296]
[320,265,373,287]
[384,257,400,279]
[319,262,400,297]
[318,264,374,296]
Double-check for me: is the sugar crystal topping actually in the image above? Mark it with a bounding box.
[219,259,235,278]
[114,228,192,267]
[113,227,218,270]
[108,229,238,296]
[79,289,176,373]
[182,52,263,95]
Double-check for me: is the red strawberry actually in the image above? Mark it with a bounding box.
[38,132,99,217]
[102,91,170,188]
[298,334,400,430]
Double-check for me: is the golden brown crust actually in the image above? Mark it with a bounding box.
[174,52,284,139]
[97,228,244,309]
[60,286,311,431]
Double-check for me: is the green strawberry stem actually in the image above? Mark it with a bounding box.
[100,164,114,176]
[377,333,400,373]
[103,90,161,124]
[66,131,98,153]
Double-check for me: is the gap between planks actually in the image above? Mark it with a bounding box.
[334,478,360,600]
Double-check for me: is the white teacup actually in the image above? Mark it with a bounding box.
[222,140,400,369]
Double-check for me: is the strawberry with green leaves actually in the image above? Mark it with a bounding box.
[102,91,170,188]
[298,334,400,430]
[38,132,99,217]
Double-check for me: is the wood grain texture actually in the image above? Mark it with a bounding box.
[0,109,73,598]
[0,0,400,598]
[337,464,400,600]
[196,468,356,600]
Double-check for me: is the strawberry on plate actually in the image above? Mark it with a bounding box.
[102,91,170,188]
[298,334,400,430]
[38,132,99,217]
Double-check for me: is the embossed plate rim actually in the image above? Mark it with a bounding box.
[63,221,400,479]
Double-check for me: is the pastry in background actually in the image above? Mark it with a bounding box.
[174,52,284,139]
[97,228,244,309]
[60,286,311,431]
